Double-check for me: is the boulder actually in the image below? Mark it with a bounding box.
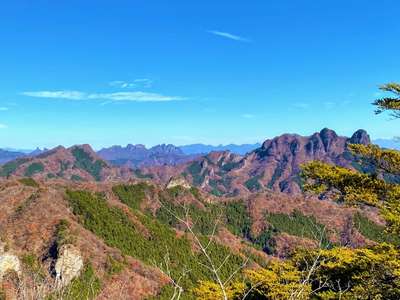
[166,177,191,189]
[55,245,83,287]
[0,253,21,280]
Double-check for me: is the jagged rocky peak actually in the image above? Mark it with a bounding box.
[260,134,303,157]
[258,128,367,159]
[150,144,183,155]
[29,147,49,156]
[126,144,147,151]
[319,128,339,140]
[319,128,339,151]
[69,144,106,162]
[36,145,68,158]
[205,150,241,164]
[71,144,97,154]
[349,129,371,145]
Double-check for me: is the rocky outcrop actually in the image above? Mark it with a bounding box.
[173,128,372,196]
[349,129,371,145]
[166,176,191,189]
[253,128,370,193]
[55,245,83,287]
[0,254,21,280]
[0,243,21,280]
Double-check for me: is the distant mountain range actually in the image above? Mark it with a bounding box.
[3,138,397,167]
[0,143,262,166]
[1,132,397,193]
[179,143,261,155]
[97,144,197,167]
[96,143,261,168]
[373,138,399,150]
[0,148,48,164]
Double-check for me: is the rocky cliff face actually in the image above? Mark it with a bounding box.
[166,176,191,189]
[174,129,371,195]
[250,128,371,193]
[0,242,21,280]
[55,245,84,288]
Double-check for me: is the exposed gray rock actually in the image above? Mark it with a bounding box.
[0,249,21,280]
[167,176,191,189]
[55,245,83,288]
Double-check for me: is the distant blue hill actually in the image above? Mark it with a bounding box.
[374,138,400,150]
[179,143,262,155]
[0,148,48,164]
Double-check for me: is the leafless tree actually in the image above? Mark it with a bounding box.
[153,249,190,300]
[160,202,249,300]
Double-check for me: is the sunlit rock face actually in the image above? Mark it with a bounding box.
[0,243,21,281]
[55,245,84,288]
[167,176,191,189]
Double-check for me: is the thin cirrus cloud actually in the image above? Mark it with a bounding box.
[21,90,184,102]
[109,78,153,89]
[0,123,7,129]
[0,107,8,111]
[208,30,250,42]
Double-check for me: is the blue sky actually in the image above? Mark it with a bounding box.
[0,0,399,149]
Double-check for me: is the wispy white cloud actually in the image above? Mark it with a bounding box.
[88,91,183,102]
[208,30,250,42]
[22,91,86,100]
[21,90,184,102]
[0,107,8,111]
[241,113,255,119]
[0,123,7,129]
[109,78,153,89]
[109,81,135,89]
